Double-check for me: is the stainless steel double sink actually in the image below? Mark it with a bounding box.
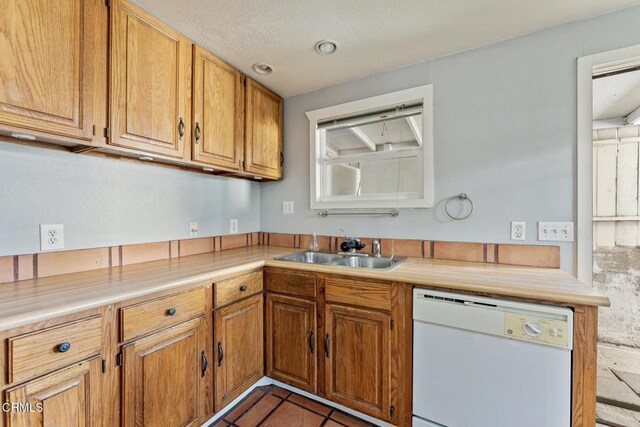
[274,251,407,271]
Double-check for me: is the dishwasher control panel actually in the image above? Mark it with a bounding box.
[504,313,569,348]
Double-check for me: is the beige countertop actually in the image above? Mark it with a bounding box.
[0,245,609,332]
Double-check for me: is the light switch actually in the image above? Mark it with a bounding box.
[538,222,574,241]
[283,201,294,215]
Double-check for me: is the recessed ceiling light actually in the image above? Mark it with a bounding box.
[252,63,273,75]
[315,40,339,55]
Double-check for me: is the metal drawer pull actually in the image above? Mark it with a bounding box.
[217,342,224,367]
[325,334,330,357]
[201,351,208,377]
[239,285,248,292]
[167,308,176,316]
[194,122,201,144]
[57,342,71,353]
[178,117,185,140]
[309,331,314,354]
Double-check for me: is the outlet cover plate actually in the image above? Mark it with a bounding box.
[189,222,198,238]
[283,201,294,215]
[40,224,65,251]
[510,221,526,240]
[538,222,574,241]
[230,219,239,234]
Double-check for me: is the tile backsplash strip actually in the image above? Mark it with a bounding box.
[0,231,559,284]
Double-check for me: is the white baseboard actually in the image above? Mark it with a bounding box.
[201,376,394,427]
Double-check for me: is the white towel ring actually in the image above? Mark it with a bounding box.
[445,193,474,220]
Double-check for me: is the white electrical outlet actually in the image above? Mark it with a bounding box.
[230,219,239,234]
[510,221,526,240]
[40,224,64,251]
[189,222,198,238]
[538,222,574,241]
[283,201,294,215]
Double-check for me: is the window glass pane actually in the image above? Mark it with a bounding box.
[324,113,422,160]
[324,153,420,198]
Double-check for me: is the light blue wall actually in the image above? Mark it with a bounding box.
[261,5,640,273]
[0,143,260,256]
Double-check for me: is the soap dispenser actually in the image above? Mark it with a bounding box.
[309,232,319,252]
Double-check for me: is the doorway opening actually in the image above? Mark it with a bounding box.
[578,47,640,425]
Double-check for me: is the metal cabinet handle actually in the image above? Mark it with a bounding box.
[167,308,176,316]
[309,331,314,354]
[239,285,248,292]
[201,351,208,377]
[217,342,224,367]
[194,122,201,144]
[280,152,284,167]
[324,334,330,357]
[178,117,185,140]
[57,342,71,353]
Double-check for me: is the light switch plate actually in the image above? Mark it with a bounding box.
[230,219,239,234]
[189,222,198,238]
[538,222,574,241]
[283,201,294,215]
[40,224,64,251]
[510,221,526,240]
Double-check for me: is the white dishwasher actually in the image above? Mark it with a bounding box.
[413,288,573,427]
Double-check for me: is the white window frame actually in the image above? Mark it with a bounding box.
[305,85,434,210]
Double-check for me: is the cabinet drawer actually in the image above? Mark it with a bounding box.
[8,315,103,384]
[265,269,316,298]
[121,288,206,342]
[325,278,391,311]
[215,271,263,308]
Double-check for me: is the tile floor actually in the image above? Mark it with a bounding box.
[208,385,376,427]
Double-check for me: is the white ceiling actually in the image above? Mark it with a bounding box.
[593,70,640,120]
[130,0,640,97]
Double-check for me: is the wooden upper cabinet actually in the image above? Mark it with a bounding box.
[325,304,392,421]
[109,0,191,159]
[5,357,102,427]
[244,78,283,179]
[122,318,209,427]
[191,46,244,170]
[266,294,316,392]
[214,294,263,411]
[0,0,106,144]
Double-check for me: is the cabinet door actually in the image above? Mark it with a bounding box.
[244,79,283,179]
[0,0,105,143]
[109,0,191,158]
[214,294,263,411]
[192,46,244,170]
[266,294,316,392]
[4,357,102,427]
[122,317,209,427]
[325,304,391,420]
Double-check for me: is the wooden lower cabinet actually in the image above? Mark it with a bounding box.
[214,294,263,411]
[121,317,209,427]
[324,304,392,421]
[266,293,316,392]
[4,357,102,427]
